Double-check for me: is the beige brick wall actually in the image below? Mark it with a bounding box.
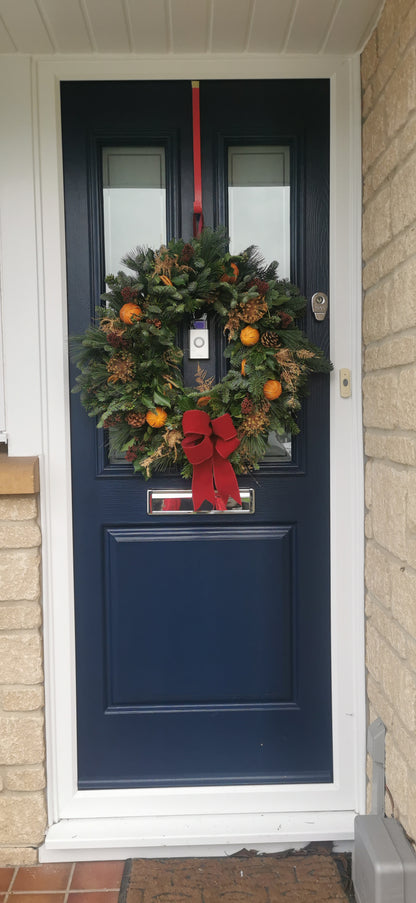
[0,478,46,865]
[362,0,416,840]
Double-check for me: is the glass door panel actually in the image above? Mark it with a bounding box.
[102,147,166,275]
[228,145,292,462]
[228,145,290,279]
[102,147,167,465]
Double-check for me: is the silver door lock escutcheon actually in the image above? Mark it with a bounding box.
[311,291,328,321]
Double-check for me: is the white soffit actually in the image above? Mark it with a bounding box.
[0,0,385,56]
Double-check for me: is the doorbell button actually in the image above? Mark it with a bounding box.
[339,367,352,398]
[189,328,209,359]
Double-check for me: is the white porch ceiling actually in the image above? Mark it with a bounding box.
[0,0,384,56]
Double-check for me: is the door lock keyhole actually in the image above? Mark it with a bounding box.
[311,291,328,321]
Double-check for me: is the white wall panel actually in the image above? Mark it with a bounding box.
[211,0,251,53]
[0,57,42,453]
[0,0,52,52]
[171,0,209,54]
[248,0,293,53]
[0,0,386,57]
[0,290,5,440]
[128,0,169,54]
[324,0,382,53]
[0,17,16,52]
[286,0,338,53]
[40,0,92,53]
[84,0,130,53]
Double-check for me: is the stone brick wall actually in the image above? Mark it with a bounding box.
[0,464,46,864]
[362,0,416,840]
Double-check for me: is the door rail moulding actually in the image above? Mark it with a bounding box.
[26,52,365,858]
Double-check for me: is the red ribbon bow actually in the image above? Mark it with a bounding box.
[182,410,242,511]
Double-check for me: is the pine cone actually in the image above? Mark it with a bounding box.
[126,412,146,428]
[261,331,280,348]
[241,396,254,415]
[239,297,268,323]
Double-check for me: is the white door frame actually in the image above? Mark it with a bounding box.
[31,53,364,861]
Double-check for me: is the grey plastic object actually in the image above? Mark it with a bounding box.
[353,815,416,903]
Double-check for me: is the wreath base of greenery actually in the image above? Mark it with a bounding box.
[72,228,332,481]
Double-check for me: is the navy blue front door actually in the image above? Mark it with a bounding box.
[62,79,332,789]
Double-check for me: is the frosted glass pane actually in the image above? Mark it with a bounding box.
[103,147,166,275]
[231,151,287,186]
[229,186,290,278]
[228,146,292,462]
[228,145,290,279]
[106,154,164,188]
[103,188,166,275]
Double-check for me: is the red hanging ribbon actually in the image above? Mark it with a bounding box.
[192,81,203,237]
[182,410,241,511]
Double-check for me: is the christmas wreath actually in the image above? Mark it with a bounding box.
[72,228,331,506]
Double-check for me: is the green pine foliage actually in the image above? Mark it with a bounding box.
[71,228,332,479]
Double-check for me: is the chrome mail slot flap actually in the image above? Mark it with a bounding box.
[147,489,255,515]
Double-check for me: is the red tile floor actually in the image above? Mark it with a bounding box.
[0,862,125,903]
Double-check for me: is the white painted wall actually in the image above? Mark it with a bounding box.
[0,57,43,454]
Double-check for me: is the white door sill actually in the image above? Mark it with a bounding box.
[39,810,356,862]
